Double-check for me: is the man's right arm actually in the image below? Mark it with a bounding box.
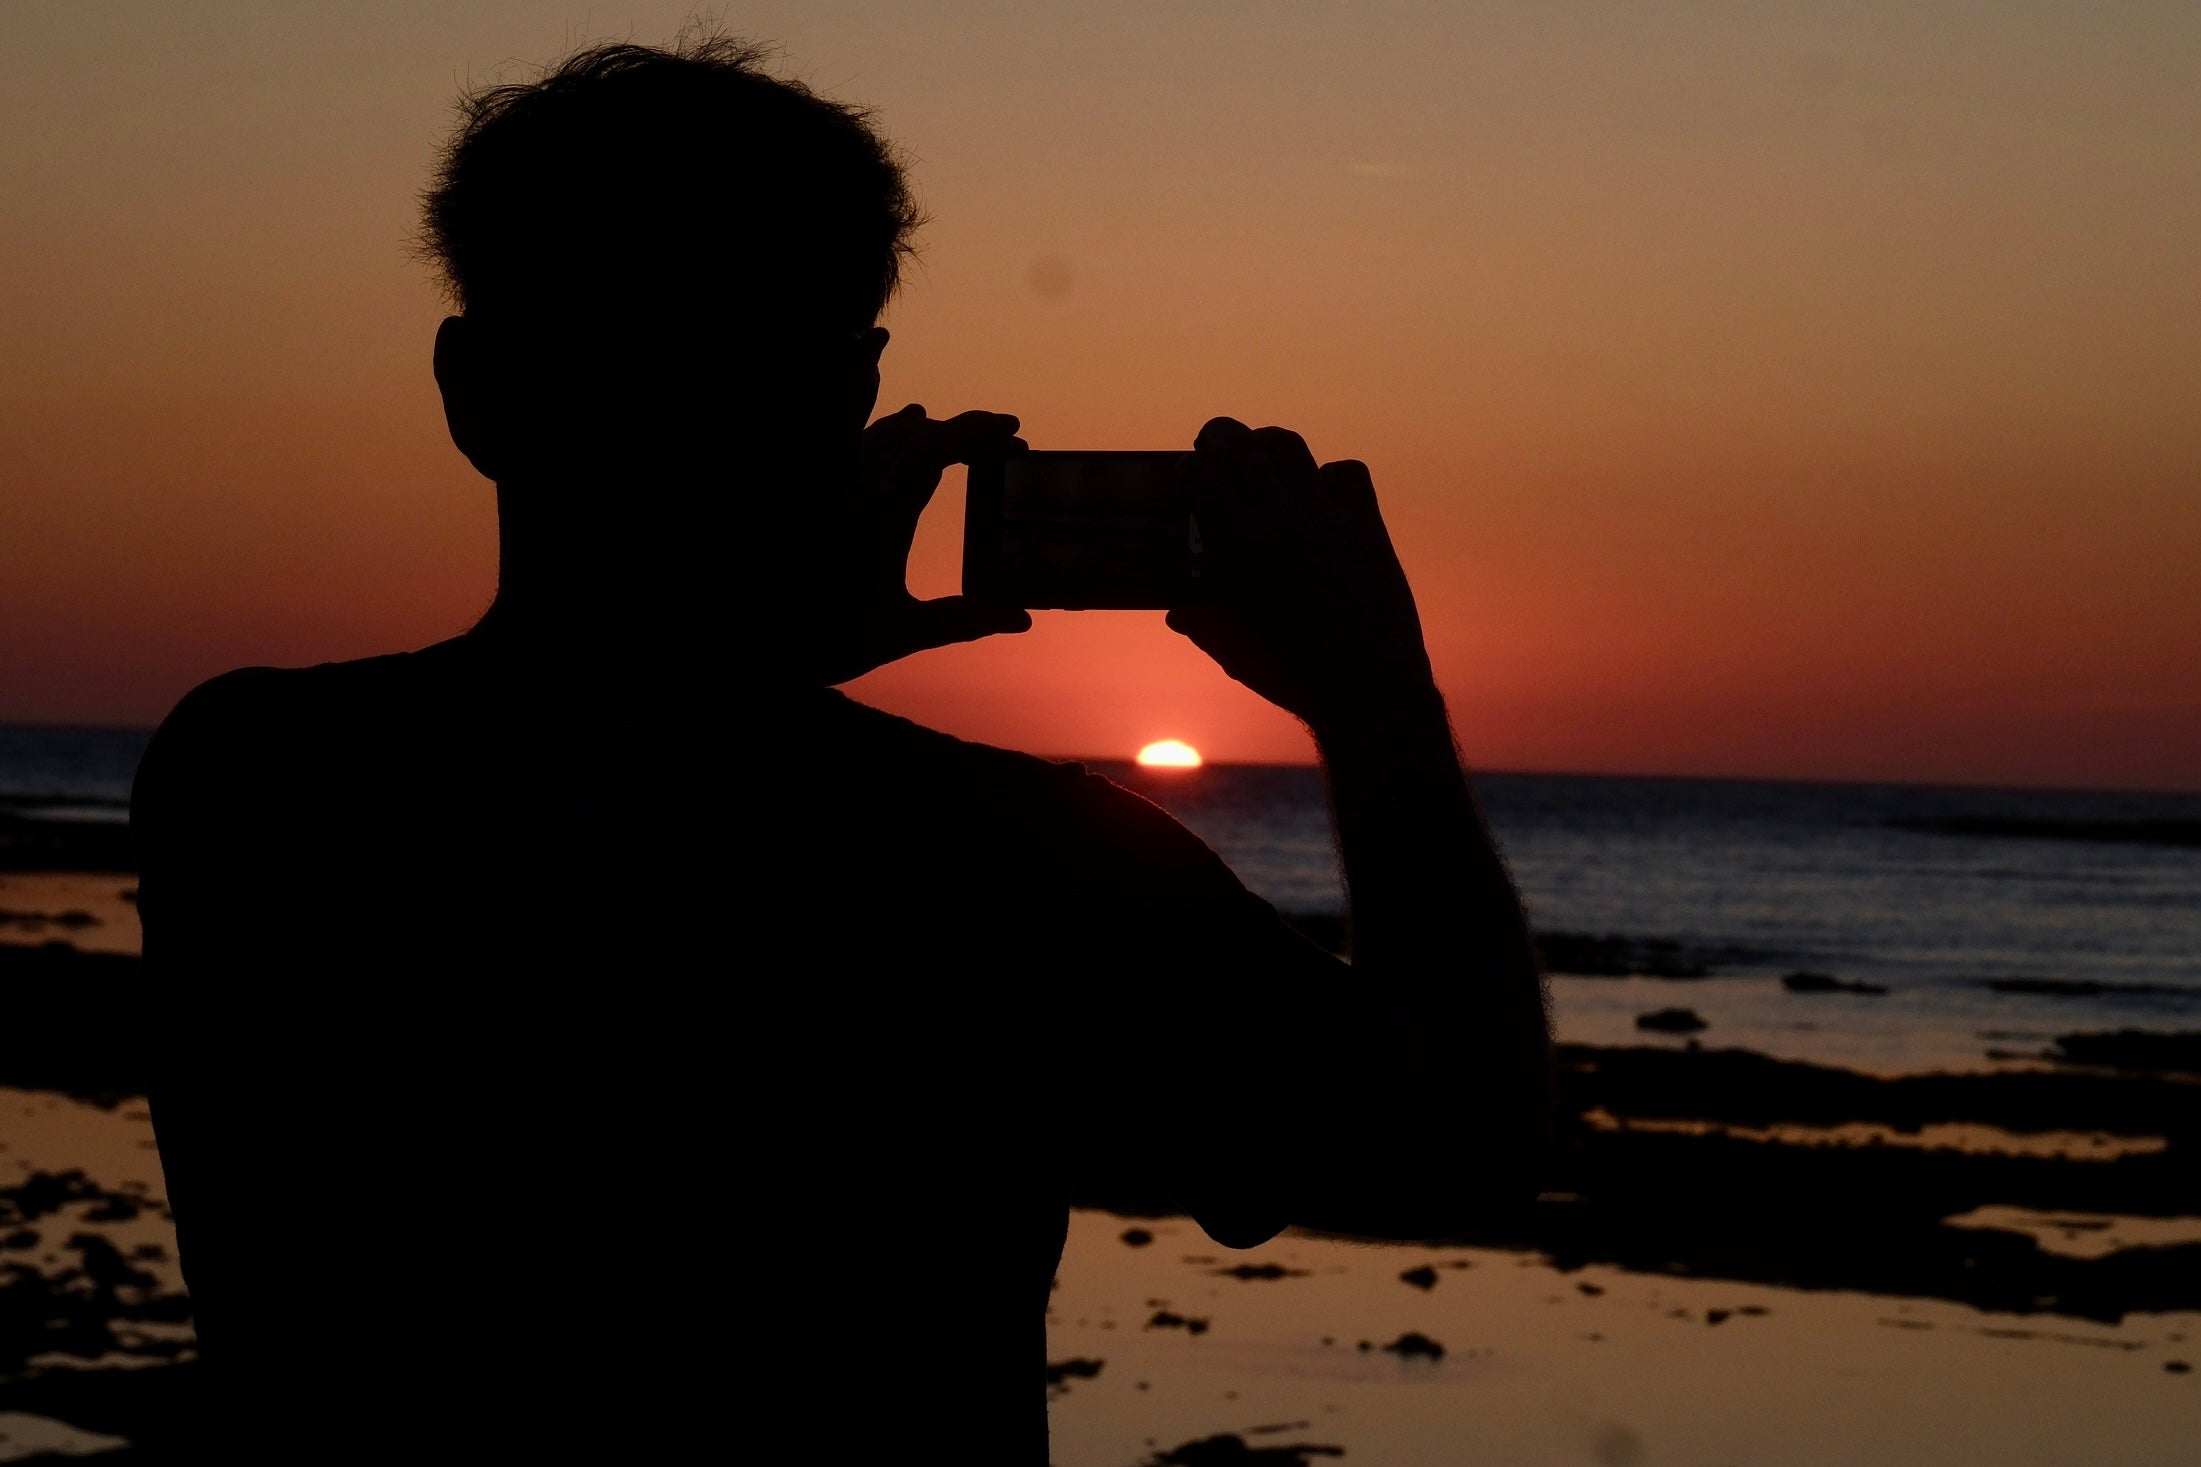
[1164,417,1552,1239]
[1302,686,1551,1234]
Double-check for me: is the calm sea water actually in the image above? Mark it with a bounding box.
[6,723,2196,1073]
[1095,760,2201,1072]
[0,724,146,815]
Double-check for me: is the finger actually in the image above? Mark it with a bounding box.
[860,404,929,475]
[1317,459,1379,513]
[865,402,926,435]
[1165,606,1218,639]
[1187,421,1299,571]
[1247,426,1324,521]
[862,414,1001,541]
[1187,418,1259,520]
[1315,458,1395,551]
[1165,605,1272,669]
[925,409,1023,468]
[898,596,1034,655]
[1194,416,1252,453]
[1248,425,1319,483]
[1167,604,1263,647]
[1196,419,1316,508]
[884,411,1022,508]
[897,409,1020,464]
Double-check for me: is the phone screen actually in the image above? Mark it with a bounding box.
[963,451,1204,610]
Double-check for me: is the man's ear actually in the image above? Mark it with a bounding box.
[433,315,506,482]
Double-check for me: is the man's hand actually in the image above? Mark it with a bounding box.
[1169,417,1436,730]
[799,404,1033,685]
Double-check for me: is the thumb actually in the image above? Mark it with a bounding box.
[897,596,1034,656]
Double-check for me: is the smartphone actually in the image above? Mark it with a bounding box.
[962,451,1205,610]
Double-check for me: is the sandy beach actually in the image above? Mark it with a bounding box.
[2,856,2195,1463]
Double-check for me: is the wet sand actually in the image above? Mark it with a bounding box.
[1045,1209,2198,1467]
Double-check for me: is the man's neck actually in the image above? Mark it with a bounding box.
[472,478,808,697]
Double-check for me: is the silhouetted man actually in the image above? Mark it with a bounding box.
[133,35,1550,1463]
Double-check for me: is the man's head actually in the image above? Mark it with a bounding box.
[423,35,922,485]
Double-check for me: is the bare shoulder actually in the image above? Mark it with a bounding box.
[144,665,297,756]
[133,668,299,829]
[131,649,454,859]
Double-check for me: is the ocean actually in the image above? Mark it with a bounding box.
[5,722,2196,1075]
[1101,759,2201,1073]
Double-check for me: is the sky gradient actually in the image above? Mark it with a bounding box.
[5,3,2197,789]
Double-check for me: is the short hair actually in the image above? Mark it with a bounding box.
[419,34,922,332]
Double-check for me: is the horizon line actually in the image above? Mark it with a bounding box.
[1056,752,2201,800]
[1,719,2193,800]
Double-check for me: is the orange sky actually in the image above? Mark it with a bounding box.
[4,3,2197,789]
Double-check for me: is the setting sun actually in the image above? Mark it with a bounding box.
[1135,739,1203,768]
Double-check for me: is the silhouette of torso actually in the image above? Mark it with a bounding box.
[135,634,1316,1461]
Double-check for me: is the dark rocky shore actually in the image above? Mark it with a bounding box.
[0,808,135,874]
[1075,1038,2201,1323]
